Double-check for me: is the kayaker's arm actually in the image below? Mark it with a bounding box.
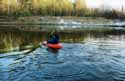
[43,41,47,46]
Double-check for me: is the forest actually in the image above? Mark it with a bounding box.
[0,0,124,19]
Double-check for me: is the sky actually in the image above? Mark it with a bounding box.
[85,0,125,11]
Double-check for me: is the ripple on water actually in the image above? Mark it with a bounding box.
[0,41,125,81]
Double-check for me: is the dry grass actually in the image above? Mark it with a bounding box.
[0,0,86,16]
[0,0,124,19]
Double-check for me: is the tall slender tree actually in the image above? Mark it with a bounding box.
[76,0,86,16]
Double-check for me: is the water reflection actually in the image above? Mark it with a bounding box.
[0,25,125,53]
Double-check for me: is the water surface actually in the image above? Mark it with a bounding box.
[0,35,125,81]
[0,25,125,81]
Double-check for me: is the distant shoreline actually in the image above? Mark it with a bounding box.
[0,16,124,28]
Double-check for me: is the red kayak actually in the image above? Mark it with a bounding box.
[47,43,63,49]
[42,41,63,49]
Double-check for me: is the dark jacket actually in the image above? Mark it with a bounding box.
[47,35,59,44]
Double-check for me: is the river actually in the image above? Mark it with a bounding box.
[0,25,125,81]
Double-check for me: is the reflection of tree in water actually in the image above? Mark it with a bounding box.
[0,28,125,53]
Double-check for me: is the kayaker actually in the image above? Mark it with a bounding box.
[47,31,60,44]
[43,31,60,45]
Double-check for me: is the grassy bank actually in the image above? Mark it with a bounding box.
[0,16,113,26]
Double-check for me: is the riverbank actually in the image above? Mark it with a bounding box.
[0,16,125,27]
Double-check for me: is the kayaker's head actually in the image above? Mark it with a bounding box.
[53,31,59,36]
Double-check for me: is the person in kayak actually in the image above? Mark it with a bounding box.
[47,32,60,44]
[43,31,60,45]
